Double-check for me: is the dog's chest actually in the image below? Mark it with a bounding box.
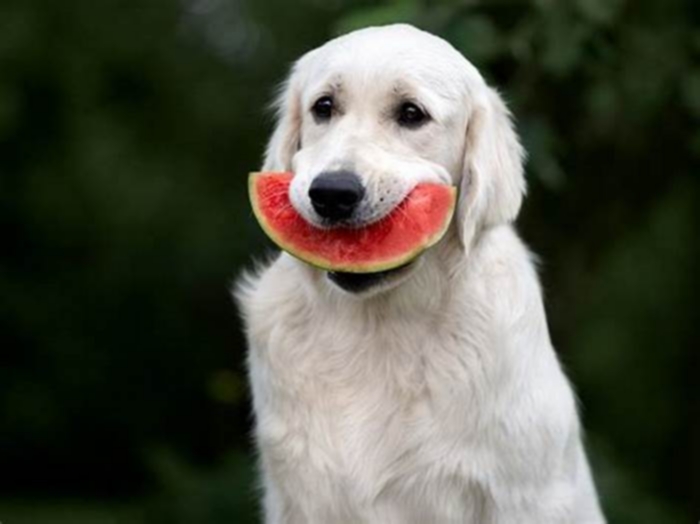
[257,312,432,456]
[248,300,486,520]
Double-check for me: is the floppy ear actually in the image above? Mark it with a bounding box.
[458,87,526,250]
[261,67,303,172]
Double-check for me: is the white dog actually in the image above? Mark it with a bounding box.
[237,24,605,524]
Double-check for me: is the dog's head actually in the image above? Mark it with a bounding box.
[262,24,525,295]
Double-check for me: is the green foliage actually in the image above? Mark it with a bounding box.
[144,449,259,524]
[0,0,697,521]
[335,0,421,35]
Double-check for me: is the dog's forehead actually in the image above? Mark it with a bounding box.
[298,24,482,101]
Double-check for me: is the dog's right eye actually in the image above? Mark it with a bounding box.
[311,96,334,121]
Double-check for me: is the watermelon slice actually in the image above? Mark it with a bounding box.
[249,172,456,273]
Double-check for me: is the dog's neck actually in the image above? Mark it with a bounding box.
[301,224,470,320]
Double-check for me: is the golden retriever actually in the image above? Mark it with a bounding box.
[237,24,605,524]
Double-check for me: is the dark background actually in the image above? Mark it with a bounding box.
[1,0,698,522]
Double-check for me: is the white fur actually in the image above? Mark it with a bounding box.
[237,24,605,523]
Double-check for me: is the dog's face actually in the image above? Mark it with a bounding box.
[263,25,525,295]
[290,40,465,229]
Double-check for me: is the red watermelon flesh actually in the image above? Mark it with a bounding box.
[249,172,456,273]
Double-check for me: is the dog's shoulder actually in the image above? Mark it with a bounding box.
[233,252,310,345]
[468,225,580,430]
[464,225,543,321]
[470,225,538,282]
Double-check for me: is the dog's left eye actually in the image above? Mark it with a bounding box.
[311,96,334,121]
[397,102,429,128]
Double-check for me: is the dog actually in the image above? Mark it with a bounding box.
[237,24,605,524]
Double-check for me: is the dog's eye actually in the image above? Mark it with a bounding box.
[312,96,334,121]
[397,102,428,128]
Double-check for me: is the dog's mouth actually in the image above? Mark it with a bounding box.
[327,263,412,293]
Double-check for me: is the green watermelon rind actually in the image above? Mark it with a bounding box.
[249,172,457,274]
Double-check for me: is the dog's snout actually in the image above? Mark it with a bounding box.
[308,171,364,222]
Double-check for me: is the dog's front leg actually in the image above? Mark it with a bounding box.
[476,436,604,523]
[485,457,606,524]
[490,505,605,524]
[260,471,307,524]
[487,491,601,524]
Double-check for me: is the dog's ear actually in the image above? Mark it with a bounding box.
[261,66,303,172]
[458,87,526,250]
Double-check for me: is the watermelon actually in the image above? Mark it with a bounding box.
[249,172,456,273]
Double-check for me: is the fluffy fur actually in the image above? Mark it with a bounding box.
[236,24,605,523]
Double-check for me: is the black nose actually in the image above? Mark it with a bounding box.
[308,171,364,222]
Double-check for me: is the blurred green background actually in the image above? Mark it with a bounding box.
[0,0,697,522]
